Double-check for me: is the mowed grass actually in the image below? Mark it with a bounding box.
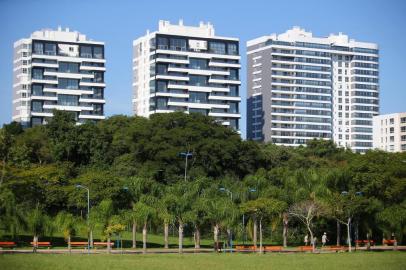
[1,252,405,270]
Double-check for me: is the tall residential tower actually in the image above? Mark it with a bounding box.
[13,27,106,127]
[247,27,379,153]
[133,20,241,131]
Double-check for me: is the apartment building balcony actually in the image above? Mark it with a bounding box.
[208,78,241,85]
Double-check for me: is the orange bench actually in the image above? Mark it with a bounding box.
[264,246,282,252]
[93,242,114,248]
[30,242,52,248]
[0,241,16,248]
[324,246,347,252]
[235,245,256,252]
[383,239,396,246]
[299,246,313,252]
[355,240,375,246]
[70,242,89,247]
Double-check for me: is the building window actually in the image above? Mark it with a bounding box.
[93,72,104,83]
[156,81,167,92]
[32,68,43,79]
[80,45,92,58]
[32,84,43,96]
[390,136,394,142]
[390,118,394,124]
[189,92,207,103]
[31,101,43,112]
[389,145,394,151]
[229,69,238,80]
[93,88,103,99]
[227,43,238,55]
[58,94,78,106]
[169,38,186,51]
[33,42,44,54]
[209,42,226,54]
[156,98,167,109]
[93,104,103,115]
[229,86,238,96]
[402,135,406,142]
[156,64,167,75]
[402,144,406,151]
[59,62,79,73]
[390,127,394,133]
[229,102,238,113]
[44,43,56,55]
[31,117,43,126]
[58,78,79,89]
[157,37,169,49]
[93,46,103,59]
[189,75,207,86]
[190,58,207,70]
[401,117,406,123]
[401,126,406,133]
[189,108,207,115]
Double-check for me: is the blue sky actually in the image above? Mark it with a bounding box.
[1,0,405,138]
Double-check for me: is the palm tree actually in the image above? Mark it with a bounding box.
[206,197,231,252]
[156,198,175,249]
[26,204,53,253]
[55,211,77,253]
[105,215,126,253]
[90,199,114,253]
[133,196,156,254]
[0,188,25,238]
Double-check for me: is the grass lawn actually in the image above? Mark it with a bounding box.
[1,252,405,270]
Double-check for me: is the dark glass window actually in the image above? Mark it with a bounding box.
[157,98,167,109]
[44,43,56,55]
[93,88,103,99]
[227,43,238,55]
[31,117,43,126]
[80,46,92,58]
[229,102,238,113]
[229,86,238,96]
[190,92,207,103]
[59,62,79,73]
[189,108,207,115]
[93,104,103,115]
[190,58,207,69]
[93,46,103,59]
[157,64,167,75]
[229,119,238,129]
[33,42,44,54]
[32,101,43,112]
[58,94,78,106]
[32,68,43,79]
[93,72,104,83]
[157,81,167,92]
[229,69,238,80]
[157,37,169,49]
[58,78,79,89]
[170,38,186,51]
[189,75,207,86]
[32,84,43,96]
[209,42,226,54]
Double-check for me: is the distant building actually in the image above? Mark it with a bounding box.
[247,27,379,153]
[133,20,241,131]
[373,112,406,152]
[13,27,106,127]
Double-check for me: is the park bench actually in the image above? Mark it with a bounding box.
[264,246,282,252]
[355,240,375,246]
[0,241,16,248]
[30,241,52,248]
[298,246,313,252]
[70,242,89,248]
[383,239,396,246]
[324,246,346,252]
[93,242,114,248]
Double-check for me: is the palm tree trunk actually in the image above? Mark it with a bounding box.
[347,218,352,252]
[283,213,288,248]
[68,234,71,254]
[178,222,184,254]
[336,221,340,246]
[107,235,111,254]
[194,225,200,249]
[90,229,93,248]
[142,222,147,254]
[164,222,169,249]
[33,235,38,253]
[259,219,263,254]
[253,216,258,248]
[132,221,137,249]
[214,224,219,252]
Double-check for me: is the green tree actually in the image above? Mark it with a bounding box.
[55,211,77,253]
[26,204,53,252]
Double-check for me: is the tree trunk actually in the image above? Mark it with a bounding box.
[347,218,352,252]
[253,216,258,248]
[306,223,314,252]
[107,235,111,254]
[132,221,137,249]
[214,224,219,252]
[90,230,93,248]
[259,219,263,254]
[194,225,200,249]
[33,235,38,253]
[164,222,169,249]
[178,222,184,254]
[142,222,147,254]
[336,221,340,246]
[68,234,71,254]
[283,213,288,248]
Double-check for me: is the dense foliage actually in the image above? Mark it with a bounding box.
[0,111,405,248]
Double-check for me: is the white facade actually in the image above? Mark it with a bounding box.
[133,20,241,130]
[247,27,379,153]
[373,112,406,152]
[13,27,106,127]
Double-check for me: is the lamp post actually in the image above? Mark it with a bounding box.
[219,187,233,253]
[76,184,90,254]
[179,152,193,182]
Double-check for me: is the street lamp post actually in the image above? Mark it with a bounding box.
[76,184,90,254]
[219,187,233,253]
[179,152,193,182]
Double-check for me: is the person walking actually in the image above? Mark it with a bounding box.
[304,234,309,246]
[322,232,328,247]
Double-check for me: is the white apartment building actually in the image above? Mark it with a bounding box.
[373,112,406,152]
[132,20,241,130]
[13,27,106,127]
[247,27,379,153]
